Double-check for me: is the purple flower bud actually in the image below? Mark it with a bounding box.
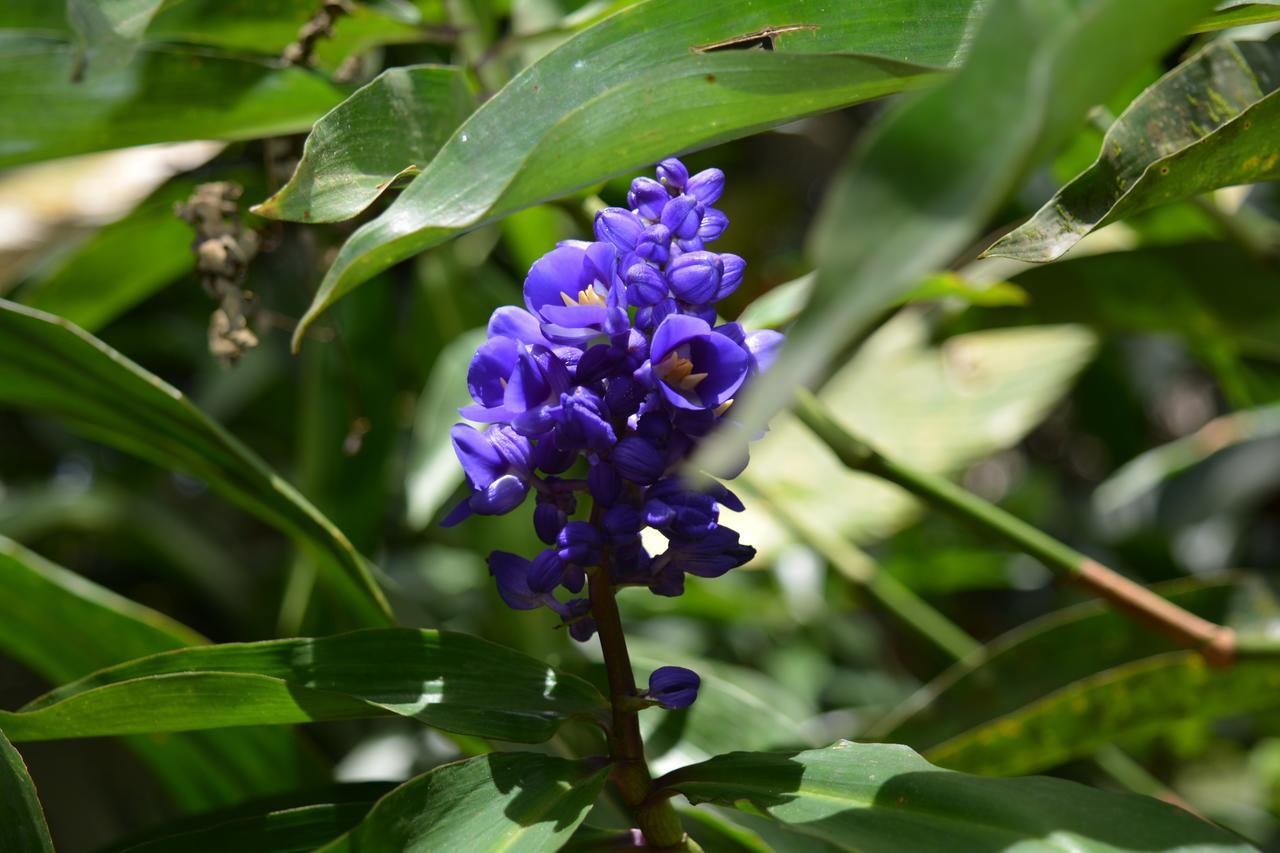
[532,438,576,475]
[698,208,728,242]
[488,551,544,610]
[745,329,784,374]
[660,194,702,240]
[667,252,723,304]
[647,666,700,709]
[557,520,602,565]
[716,254,745,300]
[527,548,565,593]
[613,435,666,485]
[533,502,567,545]
[635,224,671,264]
[594,207,643,252]
[603,504,643,540]
[686,168,724,205]
[562,598,596,642]
[628,177,669,220]
[656,158,688,191]
[624,263,667,307]
[605,374,645,419]
[588,462,622,507]
[635,297,677,334]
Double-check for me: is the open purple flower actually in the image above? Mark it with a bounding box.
[523,241,625,345]
[649,314,749,411]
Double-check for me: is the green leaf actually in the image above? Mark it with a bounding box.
[0,535,326,812]
[405,327,486,530]
[290,0,998,345]
[1195,1,1280,31]
[104,783,393,853]
[712,0,1219,470]
[740,315,1096,557]
[66,0,165,78]
[0,300,392,626]
[0,629,607,743]
[254,65,476,223]
[317,753,608,853]
[0,729,53,853]
[661,742,1252,851]
[987,36,1280,262]
[1002,242,1280,401]
[867,579,1235,750]
[924,648,1280,777]
[0,38,344,169]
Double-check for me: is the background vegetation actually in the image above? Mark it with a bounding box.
[1,0,1279,850]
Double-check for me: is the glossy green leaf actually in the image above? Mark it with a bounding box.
[318,753,608,853]
[0,535,326,812]
[0,38,344,169]
[0,729,53,853]
[105,783,393,853]
[740,314,1096,557]
[987,36,1280,262]
[0,629,607,743]
[1195,0,1280,31]
[0,300,392,626]
[661,742,1251,851]
[405,327,486,530]
[712,0,1219,469]
[290,0,999,345]
[255,65,476,223]
[926,649,1280,776]
[868,579,1235,749]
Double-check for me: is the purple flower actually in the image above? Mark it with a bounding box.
[445,156,780,679]
[523,242,623,344]
[649,315,749,411]
[647,666,700,709]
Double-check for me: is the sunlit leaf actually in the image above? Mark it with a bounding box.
[290,0,998,345]
[712,0,1219,469]
[741,314,1096,557]
[0,535,327,811]
[255,65,476,223]
[1194,0,1280,31]
[868,579,1235,749]
[987,36,1280,262]
[661,741,1248,851]
[0,629,607,743]
[925,648,1280,776]
[0,39,344,168]
[318,753,607,853]
[0,729,53,853]
[0,300,392,626]
[66,0,165,78]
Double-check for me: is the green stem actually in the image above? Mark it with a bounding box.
[793,388,1237,667]
[587,504,690,849]
[745,479,981,661]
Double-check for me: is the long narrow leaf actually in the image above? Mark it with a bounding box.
[318,753,607,853]
[0,300,392,626]
[0,630,607,744]
[0,729,53,853]
[289,0,995,345]
[661,742,1251,852]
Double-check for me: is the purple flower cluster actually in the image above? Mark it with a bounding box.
[444,158,783,708]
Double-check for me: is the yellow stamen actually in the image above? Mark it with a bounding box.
[714,398,734,416]
[655,351,706,391]
[560,286,608,308]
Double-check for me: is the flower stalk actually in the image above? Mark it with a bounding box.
[588,511,689,848]
[793,388,1237,667]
